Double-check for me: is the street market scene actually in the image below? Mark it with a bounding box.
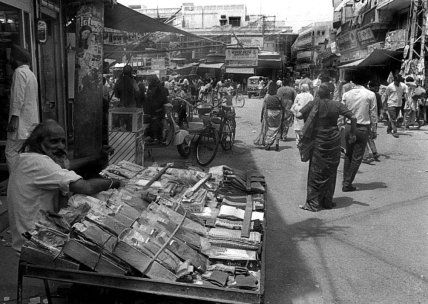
[0,0,427,303]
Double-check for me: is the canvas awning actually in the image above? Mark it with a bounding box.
[104,3,198,37]
[199,63,224,69]
[338,49,401,69]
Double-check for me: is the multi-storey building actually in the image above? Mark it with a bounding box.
[132,3,297,80]
[291,21,333,77]
[333,0,413,83]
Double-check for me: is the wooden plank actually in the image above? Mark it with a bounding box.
[184,173,211,198]
[62,239,129,276]
[144,163,173,188]
[241,195,253,238]
[113,241,178,281]
[20,243,79,270]
[22,264,263,304]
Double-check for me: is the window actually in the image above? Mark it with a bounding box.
[229,16,241,27]
[220,19,227,26]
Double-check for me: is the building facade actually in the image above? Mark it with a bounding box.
[132,3,297,80]
[333,0,413,83]
[291,21,333,77]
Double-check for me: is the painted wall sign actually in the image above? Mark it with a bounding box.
[225,48,258,67]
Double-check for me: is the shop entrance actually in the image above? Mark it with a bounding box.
[38,10,65,126]
[0,2,33,171]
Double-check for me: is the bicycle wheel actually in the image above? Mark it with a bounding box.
[196,127,219,166]
[233,93,245,108]
[220,119,235,151]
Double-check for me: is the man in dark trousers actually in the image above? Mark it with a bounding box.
[341,73,378,192]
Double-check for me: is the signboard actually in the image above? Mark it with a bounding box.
[339,48,369,63]
[151,58,165,70]
[336,29,358,52]
[231,36,263,48]
[225,47,258,67]
[225,67,255,74]
[357,28,375,44]
[384,29,406,50]
[367,42,383,54]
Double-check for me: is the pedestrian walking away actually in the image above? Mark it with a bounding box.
[5,44,39,172]
[363,81,382,162]
[254,80,283,151]
[341,73,378,192]
[298,84,356,212]
[277,80,297,141]
[290,83,313,146]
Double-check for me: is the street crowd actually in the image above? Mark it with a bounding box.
[253,71,426,212]
[3,41,428,250]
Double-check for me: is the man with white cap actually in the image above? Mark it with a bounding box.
[6,44,39,171]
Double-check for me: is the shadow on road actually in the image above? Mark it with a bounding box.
[333,196,370,209]
[353,181,387,191]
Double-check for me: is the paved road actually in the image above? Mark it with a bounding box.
[1,96,427,303]
[138,96,428,303]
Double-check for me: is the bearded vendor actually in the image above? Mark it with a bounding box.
[7,119,121,253]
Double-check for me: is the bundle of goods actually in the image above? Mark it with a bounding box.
[21,161,266,292]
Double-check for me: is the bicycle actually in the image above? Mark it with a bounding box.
[194,104,236,166]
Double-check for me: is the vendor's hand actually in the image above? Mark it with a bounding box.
[7,115,18,132]
[348,134,356,144]
[109,178,122,189]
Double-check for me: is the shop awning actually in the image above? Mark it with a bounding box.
[338,49,401,69]
[225,67,255,74]
[199,63,224,69]
[105,3,198,37]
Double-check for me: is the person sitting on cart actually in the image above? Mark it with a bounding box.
[7,120,121,253]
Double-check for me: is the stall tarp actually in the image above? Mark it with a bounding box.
[199,63,224,69]
[105,4,198,37]
[338,49,401,69]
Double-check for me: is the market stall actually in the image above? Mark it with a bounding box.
[17,161,267,304]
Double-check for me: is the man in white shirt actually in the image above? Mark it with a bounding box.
[384,75,408,137]
[341,74,378,192]
[290,84,313,145]
[6,45,39,171]
[8,120,121,253]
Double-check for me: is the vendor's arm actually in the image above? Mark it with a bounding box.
[70,178,120,195]
[32,155,120,195]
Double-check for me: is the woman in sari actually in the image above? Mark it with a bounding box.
[298,84,356,211]
[254,81,283,151]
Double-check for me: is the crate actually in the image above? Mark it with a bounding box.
[108,107,144,133]
[108,131,144,166]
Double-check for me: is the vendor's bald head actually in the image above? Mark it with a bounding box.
[22,120,67,160]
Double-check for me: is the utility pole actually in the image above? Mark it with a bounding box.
[407,0,427,86]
